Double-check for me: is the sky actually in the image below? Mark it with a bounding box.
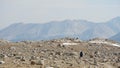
[0,0,120,29]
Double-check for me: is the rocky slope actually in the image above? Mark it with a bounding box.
[0,38,120,68]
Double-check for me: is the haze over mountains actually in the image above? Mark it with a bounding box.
[0,17,120,42]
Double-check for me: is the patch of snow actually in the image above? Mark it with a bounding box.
[62,43,78,46]
[89,40,108,44]
[89,40,120,47]
[112,44,120,47]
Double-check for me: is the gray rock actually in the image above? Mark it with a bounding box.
[15,56,22,59]
[30,59,44,65]
[0,54,4,59]
[10,46,16,50]
[30,56,36,60]
[0,54,8,60]
[36,60,44,65]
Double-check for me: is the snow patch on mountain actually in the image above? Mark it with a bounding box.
[89,40,120,47]
[62,43,78,46]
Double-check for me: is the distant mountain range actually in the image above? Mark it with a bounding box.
[0,17,120,42]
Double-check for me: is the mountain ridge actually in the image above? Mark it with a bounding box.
[0,17,120,41]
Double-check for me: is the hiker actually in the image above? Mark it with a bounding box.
[79,51,83,59]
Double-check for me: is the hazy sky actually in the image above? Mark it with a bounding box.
[0,0,120,29]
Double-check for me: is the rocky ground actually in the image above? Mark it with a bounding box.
[0,38,120,68]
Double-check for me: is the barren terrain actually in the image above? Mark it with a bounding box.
[0,38,120,68]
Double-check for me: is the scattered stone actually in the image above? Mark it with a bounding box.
[15,56,22,59]
[0,38,119,68]
[30,56,36,60]
[0,54,4,59]
[55,52,61,55]
[30,60,36,65]
[36,60,44,65]
[10,46,16,50]
[20,57,26,61]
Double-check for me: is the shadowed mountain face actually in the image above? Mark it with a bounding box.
[108,17,120,42]
[110,32,120,42]
[0,17,120,41]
